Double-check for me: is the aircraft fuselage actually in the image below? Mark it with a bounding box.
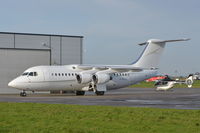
[9,65,157,91]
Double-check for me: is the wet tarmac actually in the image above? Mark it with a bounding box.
[0,88,200,109]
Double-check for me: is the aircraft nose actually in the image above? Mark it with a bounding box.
[8,77,27,89]
[8,80,16,88]
[8,79,17,88]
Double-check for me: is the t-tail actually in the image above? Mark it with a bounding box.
[132,38,190,68]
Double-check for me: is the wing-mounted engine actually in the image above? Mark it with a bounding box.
[76,73,92,84]
[92,73,111,84]
[76,69,98,84]
[92,68,115,85]
[91,69,115,95]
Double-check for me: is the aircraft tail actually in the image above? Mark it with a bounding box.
[132,38,190,68]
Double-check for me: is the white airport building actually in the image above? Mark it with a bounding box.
[0,32,83,94]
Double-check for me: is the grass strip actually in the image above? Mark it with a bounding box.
[0,102,200,133]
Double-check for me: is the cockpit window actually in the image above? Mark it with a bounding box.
[22,72,29,76]
[33,72,38,76]
[29,72,34,76]
[22,72,38,76]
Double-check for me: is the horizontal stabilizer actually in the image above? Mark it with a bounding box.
[154,38,190,43]
[138,38,190,46]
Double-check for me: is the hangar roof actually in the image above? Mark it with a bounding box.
[0,32,83,38]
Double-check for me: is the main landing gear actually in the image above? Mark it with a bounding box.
[95,91,104,96]
[76,90,105,96]
[89,83,105,96]
[20,90,27,97]
[76,91,85,96]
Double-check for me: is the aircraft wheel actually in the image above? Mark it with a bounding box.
[95,91,104,96]
[76,91,85,96]
[20,91,27,97]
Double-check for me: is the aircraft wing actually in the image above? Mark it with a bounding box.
[77,65,146,72]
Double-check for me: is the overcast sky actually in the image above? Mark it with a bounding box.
[0,0,199,76]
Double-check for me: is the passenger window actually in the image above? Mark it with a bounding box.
[55,73,57,76]
[62,73,64,76]
[68,73,71,76]
[65,73,67,76]
[58,73,61,76]
[72,73,74,76]
[52,73,54,76]
[29,72,34,76]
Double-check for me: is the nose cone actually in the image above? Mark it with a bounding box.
[8,77,29,89]
[8,79,17,88]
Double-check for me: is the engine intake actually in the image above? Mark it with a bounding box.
[76,73,92,84]
[93,74,111,84]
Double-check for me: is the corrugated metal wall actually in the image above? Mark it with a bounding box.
[0,34,14,48]
[61,37,82,65]
[51,36,61,65]
[0,49,50,93]
[15,34,50,49]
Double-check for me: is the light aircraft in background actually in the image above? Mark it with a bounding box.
[8,38,190,96]
[155,74,194,91]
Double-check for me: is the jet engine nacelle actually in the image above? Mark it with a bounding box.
[93,73,111,84]
[76,73,92,84]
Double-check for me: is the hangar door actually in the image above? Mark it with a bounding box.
[0,49,50,94]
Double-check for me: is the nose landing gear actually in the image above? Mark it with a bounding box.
[20,90,27,97]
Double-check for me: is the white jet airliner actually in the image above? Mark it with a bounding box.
[8,38,189,96]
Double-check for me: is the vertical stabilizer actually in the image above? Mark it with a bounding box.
[132,38,190,68]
